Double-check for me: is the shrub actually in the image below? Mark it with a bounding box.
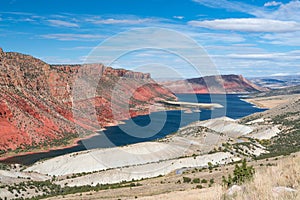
[222,159,255,188]
[192,178,200,184]
[201,179,208,184]
[183,177,191,183]
[196,185,203,189]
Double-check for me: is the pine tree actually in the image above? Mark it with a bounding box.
[222,159,255,188]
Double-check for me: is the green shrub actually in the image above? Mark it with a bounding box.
[192,178,200,184]
[222,159,255,188]
[201,179,208,184]
[183,177,191,183]
[196,185,203,189]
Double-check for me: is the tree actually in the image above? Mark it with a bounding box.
[222,159,255,188]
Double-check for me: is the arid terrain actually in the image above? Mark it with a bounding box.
[243,94,300,109]
[0,91,299,199]
[0,48,176,154]
[161,74,268,94]
[0,49,268,158]
[44,152,300,200]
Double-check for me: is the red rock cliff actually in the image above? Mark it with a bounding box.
[0,49,176,152]
[161,74,269,94]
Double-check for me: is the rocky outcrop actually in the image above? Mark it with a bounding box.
[161,74,268,94]
[0,49,176,152]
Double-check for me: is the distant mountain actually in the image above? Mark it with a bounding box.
[161,74,268,94]
[249,75,300,89]
[249,84,300,98]
[0,48,176,152]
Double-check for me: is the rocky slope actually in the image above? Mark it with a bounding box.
[0,48,176,152]
[161,74,268,94]
[250,75,300,89]
[249,84,300,98]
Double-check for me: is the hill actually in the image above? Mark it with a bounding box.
[250,75,300,89]
[250,84,300,98]
[161,74,268,94]
[0,48,176,152]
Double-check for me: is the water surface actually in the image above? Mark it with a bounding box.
[1,94,266,165]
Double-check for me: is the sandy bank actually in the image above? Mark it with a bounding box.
[56,152,240,186]
[25,141,191,176]
[242,94,300,109]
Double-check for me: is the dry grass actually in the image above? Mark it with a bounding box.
[44,154,299,200]
[127,154,300,200]
[130,186,223,200]
[224,154,300,200]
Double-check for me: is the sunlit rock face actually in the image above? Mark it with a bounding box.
[0,49,176,151]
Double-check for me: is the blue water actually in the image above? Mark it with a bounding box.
[2,94,266,165]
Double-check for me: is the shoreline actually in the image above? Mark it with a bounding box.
[0,94,260,164]
[241,98,268,109]
[0,132,101,163]
[242,94,300,109]
[0,104,183,162]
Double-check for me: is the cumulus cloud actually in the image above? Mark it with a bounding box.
[48,19,79,28]
[188,18,300,32]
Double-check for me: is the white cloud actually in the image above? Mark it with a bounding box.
[265,0,300,21]
[227,51,300,61]
[269,73,291,76]
[228,53,284,59]
[192,0,300,22]
[173,16,184,20]
[87,18,152,25]
[188,18,300,32]
[42,33,104,41]
[0,11,33,15]
[48,19,79,28]
[204,44,264,54]
[60,46,95,50]
[264,1,282,7]
[261,32,300,46]
[192,0,262,17]
[187,32,245,43]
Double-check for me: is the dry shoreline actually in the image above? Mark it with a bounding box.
[242,94,300,109]
[1,94,283,163]
[0,103,189,162]
[0,132,100,162]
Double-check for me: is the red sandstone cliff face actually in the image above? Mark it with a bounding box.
[0,49,176,152]
[161,75,269,94]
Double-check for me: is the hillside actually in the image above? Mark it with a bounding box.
[0,48,176,152]
[240,94,300,158]
[161,74,268,94]
[0,94,299,200]
[249,84,300,98]
[250,75,300,89]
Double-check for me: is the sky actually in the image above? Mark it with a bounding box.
[0,0,300,79]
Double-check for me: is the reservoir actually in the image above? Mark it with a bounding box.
[1,94,266,165]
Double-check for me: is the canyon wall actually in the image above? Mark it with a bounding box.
[0,49,176,152]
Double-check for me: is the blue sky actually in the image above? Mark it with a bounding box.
[0,0,300,79]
